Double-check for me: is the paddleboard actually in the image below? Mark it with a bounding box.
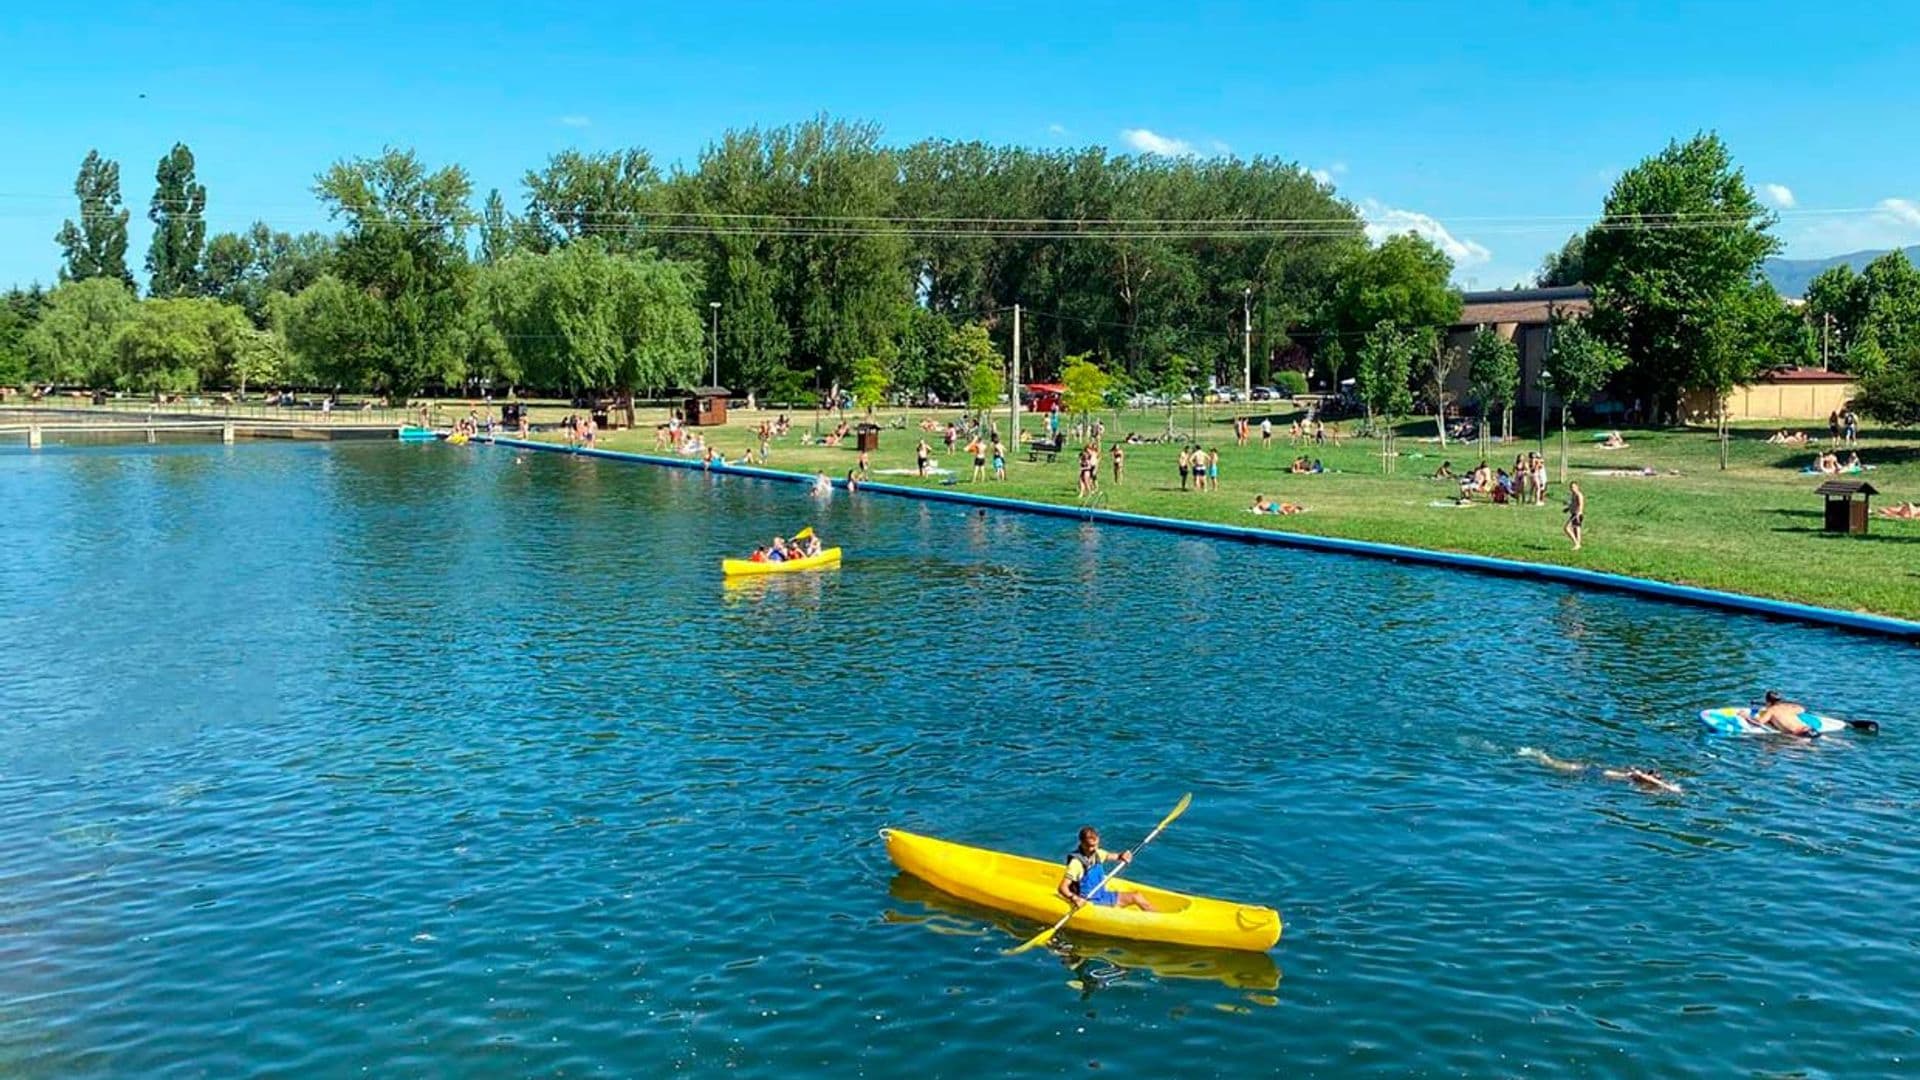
[1699,707,1848,736]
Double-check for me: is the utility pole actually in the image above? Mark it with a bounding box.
[1009,303,1022,448]
[1242,286,1253,406]
[1822,312,1832,371]
[708,301,721,386]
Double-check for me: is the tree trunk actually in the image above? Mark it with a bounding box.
[1718,402,1730,471]
[1436,410,1448,448]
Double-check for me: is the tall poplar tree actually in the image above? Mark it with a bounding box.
[55,151,134,289]
[147,143,208,297]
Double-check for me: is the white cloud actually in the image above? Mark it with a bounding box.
[1209,139,1231,154]
[1762,183,1796,208]
[1777,196,1920,257]
[558,115,592,128]
[1360,199,1492,268]
[1047,122,1068,137]
[1882,197,1920,227]
[1121,128,1195,157]
[1310,162,1349,186]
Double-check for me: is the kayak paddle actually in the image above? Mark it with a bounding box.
[1004,792,1192,957]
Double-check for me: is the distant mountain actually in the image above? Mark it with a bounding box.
[1765,245,1920,298]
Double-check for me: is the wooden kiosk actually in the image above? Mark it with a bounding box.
[1815,479,1877,534]
[685,387,730,427]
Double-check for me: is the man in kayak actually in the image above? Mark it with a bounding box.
[1058,827,1155,911]
[1750,690,1818,737]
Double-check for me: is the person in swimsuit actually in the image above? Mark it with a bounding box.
[1057,827,1154,911]
[916,439,932,477]
[1749,690,1817,737]
[1110,442,1124,485]
[1564,481,1585,550]
[1177,446,1192,491]
[969,437,987,482]
[1518,748,1683,793]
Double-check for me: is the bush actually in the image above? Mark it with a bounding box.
[1275,370,1308,397]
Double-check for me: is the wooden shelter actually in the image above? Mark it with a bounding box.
[684,387,730,427]
[1815,479,1878,534]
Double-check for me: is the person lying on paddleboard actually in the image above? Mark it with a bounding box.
[1058,827,1156,911]
[1750,690,1818,737]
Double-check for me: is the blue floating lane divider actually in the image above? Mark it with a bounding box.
[481,435,1920,641]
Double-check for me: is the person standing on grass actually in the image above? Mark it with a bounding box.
[1206,447,1220,491]
[916,438,932,478]
[968,435,987,482]
[1564,481,1585,550]
[1261,417,1273,448]
[992,437,1006,481]
[1178,446,1192,491]
[1531,453,1548,506]
[1078,444,1098,497]
[1110,441,1125,486]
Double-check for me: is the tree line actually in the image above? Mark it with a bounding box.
[2,122,1917,426]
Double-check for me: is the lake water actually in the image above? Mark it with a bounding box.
[4,441,1918,1077]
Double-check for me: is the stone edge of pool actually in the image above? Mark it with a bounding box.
[480,436,1920,642]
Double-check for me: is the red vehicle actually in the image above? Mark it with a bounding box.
[1023,382,1066,414]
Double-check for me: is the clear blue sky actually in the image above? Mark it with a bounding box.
[6,0,1920,291]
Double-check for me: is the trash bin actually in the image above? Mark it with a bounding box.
[856,424,880,452]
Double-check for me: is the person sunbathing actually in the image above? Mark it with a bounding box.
[1877,501,1920,520]
[1431,460,1455,480]
[1250,495,1306,515]
[1599,430,1627,449]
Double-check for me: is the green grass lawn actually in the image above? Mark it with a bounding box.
[532,403,1920,620]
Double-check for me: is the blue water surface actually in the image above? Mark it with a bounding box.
[2,441,1917,1077]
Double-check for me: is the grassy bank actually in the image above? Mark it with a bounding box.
[545,404,1916,619]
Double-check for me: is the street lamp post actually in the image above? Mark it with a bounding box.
[1242,286,1253,406]
[1538,369,1550,452]
[708,302,721,386]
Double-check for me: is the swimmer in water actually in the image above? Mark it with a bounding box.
[1518,748,1683,794]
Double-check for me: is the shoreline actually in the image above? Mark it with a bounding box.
[481,434,1920,642]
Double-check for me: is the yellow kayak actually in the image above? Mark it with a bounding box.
[883,828,1281,952]
[884,871,1281,990]
[721,547,842,576]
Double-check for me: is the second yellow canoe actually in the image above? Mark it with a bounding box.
[883,828,1281,952]
[721,547,842,576]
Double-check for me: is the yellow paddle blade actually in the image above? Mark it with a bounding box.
[1004,918,1066,956]
[1156,792,1194,834]
[793,526,814,541]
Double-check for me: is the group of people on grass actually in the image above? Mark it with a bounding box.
[560,413,597,448]
[1177,445,1220,491]
[1810,450,1868,474]
[1433,452,1552,506]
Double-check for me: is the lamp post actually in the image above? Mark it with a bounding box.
[1242,285,1253,406]
[708,302,721,386]
[1538,368,1550,452]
